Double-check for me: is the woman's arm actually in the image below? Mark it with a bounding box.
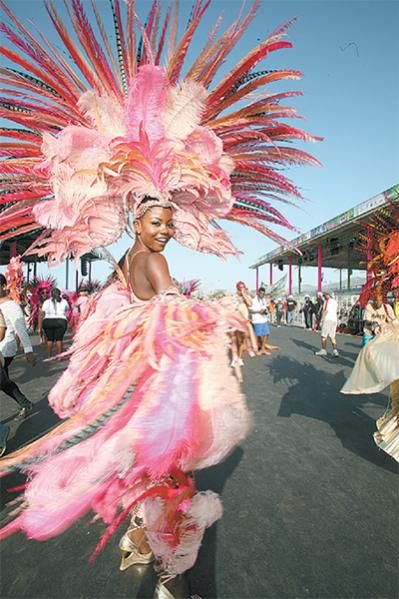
[0,310,6,342]
[242,291,253,307]
[38,308,45,337]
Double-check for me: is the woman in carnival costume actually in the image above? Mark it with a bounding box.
[0,0,320,596]
[341,206,399,463]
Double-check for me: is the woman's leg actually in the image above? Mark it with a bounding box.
[53,321,67,355]
[247,324,258,356]
[0,362,32,417]
[237,331,245,361]
[259,336,271,355]
[46,341,53,359]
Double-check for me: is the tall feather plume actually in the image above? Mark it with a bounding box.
[64,0,121,98]
[142,0,157,64]
[155,1,172,65]
[110,0,129,95]
[196,0,260,88]
[34,28,86,95]
[166,0,179,67]
[44,0,102,92]
[0,1,79,102]
[90,0,121,85]
[150,0,161,52]
[126,0,137,76]
[166,1,211,84]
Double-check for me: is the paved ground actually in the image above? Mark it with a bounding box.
[0,326,398,599]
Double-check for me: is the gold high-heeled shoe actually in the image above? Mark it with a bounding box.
[118,520,154,571]
[153,573,201,599]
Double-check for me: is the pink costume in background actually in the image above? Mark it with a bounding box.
[0,0,321,574]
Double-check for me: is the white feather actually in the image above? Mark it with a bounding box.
[162,80,208,141]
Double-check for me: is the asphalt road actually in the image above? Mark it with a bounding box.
[0,326,397,599]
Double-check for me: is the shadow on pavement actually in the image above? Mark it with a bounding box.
[269,355,396,474]
[188,447,244,599]
[7,394,60,453]
[291,337,356,368]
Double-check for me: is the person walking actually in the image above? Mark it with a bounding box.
[302,295,314,330]
[286,294,297,326]
[275,297,285,327]
[315,291,339,356]
[0,274,36,419]
[39,288,69,358]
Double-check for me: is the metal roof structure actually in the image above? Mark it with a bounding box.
[0,234,99,267]
[250,183,399,271]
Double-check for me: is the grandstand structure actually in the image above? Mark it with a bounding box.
[250,183,399,294]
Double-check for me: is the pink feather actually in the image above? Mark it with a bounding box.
[124,64,168,142]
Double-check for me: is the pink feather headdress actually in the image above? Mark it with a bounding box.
[0,0,321,264]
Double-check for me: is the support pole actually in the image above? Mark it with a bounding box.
[288,255,293,295]
[339,268,342,290]
[255,267,259,292]
[347,244,351,290]
[269,262,273,286]
[366,226,373,281]
[88,259,92,285]
[75,266,79,293]
[27,263,30,284]
[65,258,69,290]
[298,263,302,295]
[33,259,37,280]
[10,241,17,258]
[317,244,323,292]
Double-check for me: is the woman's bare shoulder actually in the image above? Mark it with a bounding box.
[143,252,170,271]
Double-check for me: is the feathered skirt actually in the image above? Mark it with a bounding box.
[0,283,251,573]
[341,321,399,462]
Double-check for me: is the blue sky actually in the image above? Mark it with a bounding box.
[2,0,398,292]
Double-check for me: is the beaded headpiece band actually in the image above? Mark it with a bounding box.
[134,199,174,221]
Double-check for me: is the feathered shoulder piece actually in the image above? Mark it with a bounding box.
[0,0,321,264]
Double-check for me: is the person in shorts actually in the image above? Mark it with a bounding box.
[315,291,339,357]
[250,287,278,355]
[39,288,69,358]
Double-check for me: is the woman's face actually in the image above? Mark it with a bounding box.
[135,207,174,252]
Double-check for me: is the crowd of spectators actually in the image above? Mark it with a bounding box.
[256,290,398,336]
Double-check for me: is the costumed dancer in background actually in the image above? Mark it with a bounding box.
[0,0,320,596]
[341,205,399,462]
[26,277,55,335]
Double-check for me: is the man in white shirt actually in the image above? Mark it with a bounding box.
[250,287,278,355]
[0,274,36,419]
[315,291,339,357]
